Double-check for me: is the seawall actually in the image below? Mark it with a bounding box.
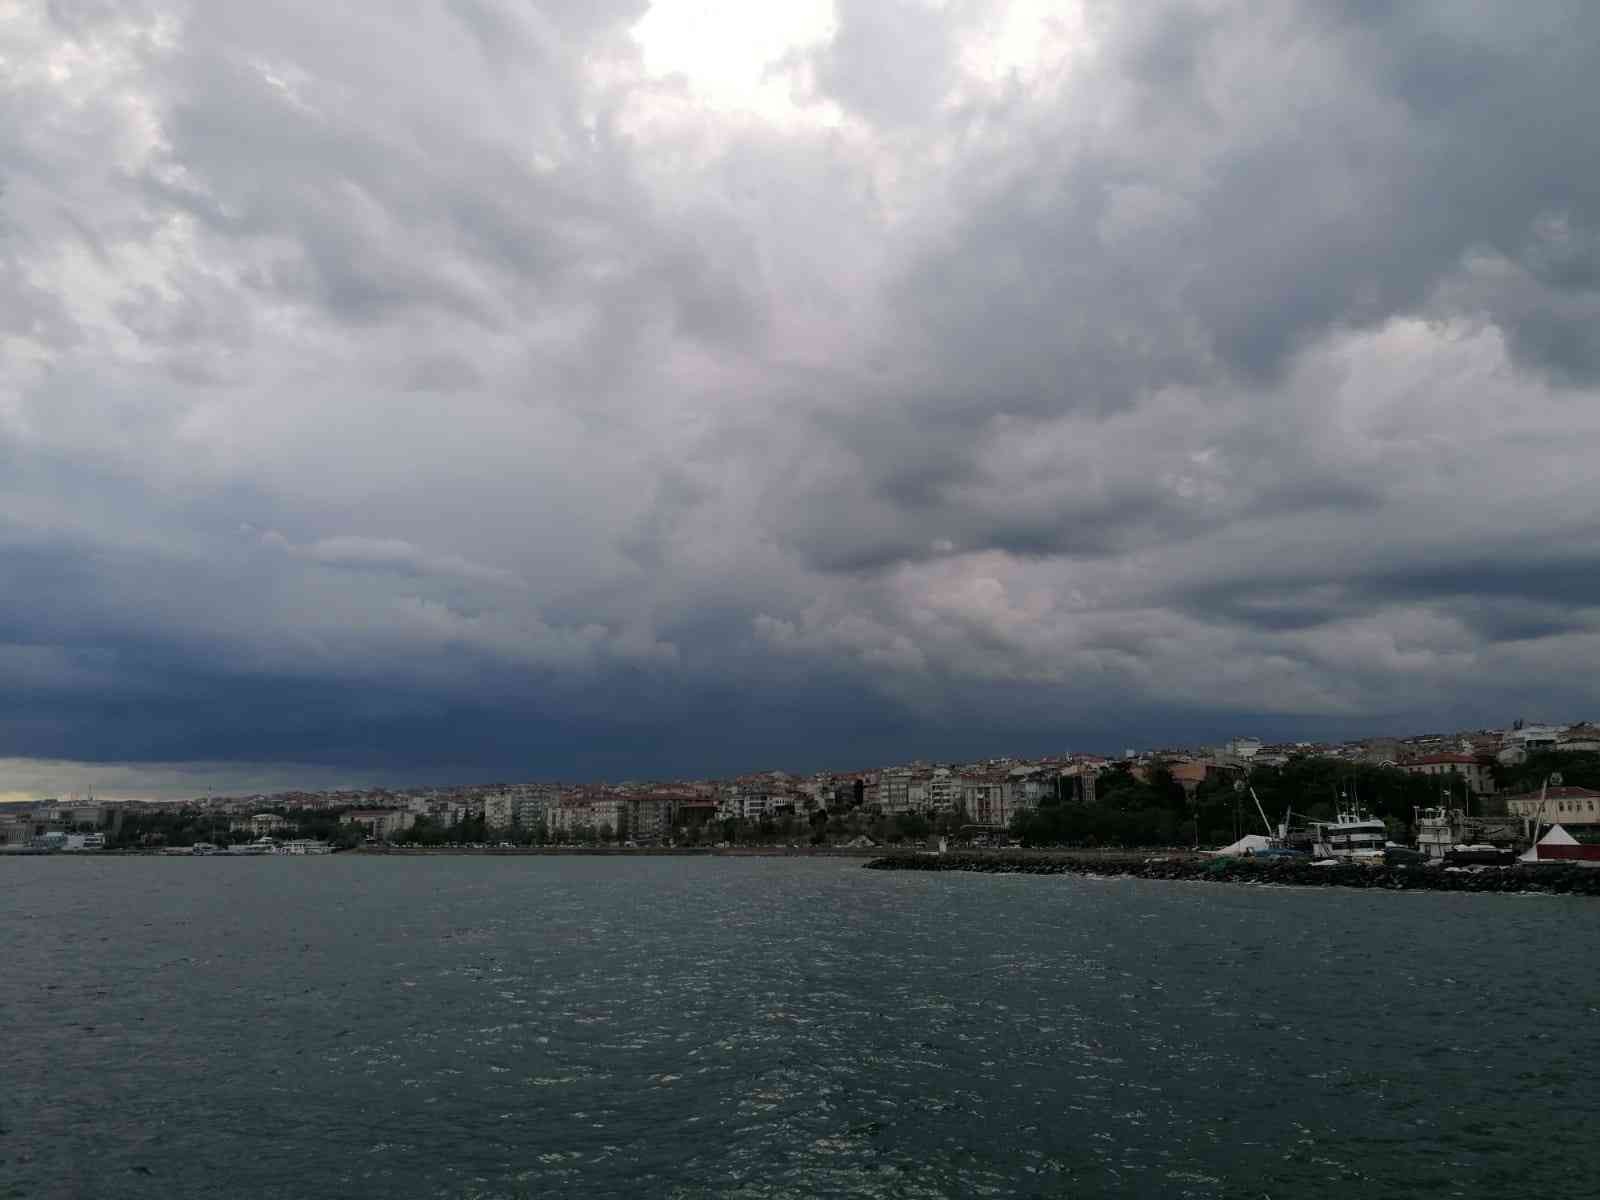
[864,852,1600,896]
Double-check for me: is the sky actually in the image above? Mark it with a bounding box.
[5,1,1600,799]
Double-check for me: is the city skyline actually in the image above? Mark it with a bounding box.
[3,716,1588,804]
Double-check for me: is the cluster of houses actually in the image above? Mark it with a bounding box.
[7,720,1600,851]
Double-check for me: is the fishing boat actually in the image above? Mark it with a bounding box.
[1308,809,1388,862]
[1414,806,1460,861]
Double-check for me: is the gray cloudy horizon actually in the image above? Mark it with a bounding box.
[5,0,1600,796]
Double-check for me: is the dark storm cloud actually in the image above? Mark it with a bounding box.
[5,0,1600,789]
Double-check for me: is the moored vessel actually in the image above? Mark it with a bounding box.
[1308,810,1388,862]
[1414,806,1460,861]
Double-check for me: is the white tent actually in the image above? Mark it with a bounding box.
[1518,823,1577,863]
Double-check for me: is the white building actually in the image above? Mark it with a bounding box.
[926,769,964,814]
[1400,754,1494,796]
[1503,786,1600,828]
[547,794,626,838]
[341,809,416,840]
[229,813,288,837]
[740,793,771,821]
[483,793,515,830]
[512,784,558,831]
[1225,737,1263,761]
[1522,724,1564,749]
[963,776,1009,826]
[1007,768,1052,814]
[878,769,913,814]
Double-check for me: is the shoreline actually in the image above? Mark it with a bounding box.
[1,844,889,859]
[864,851,1600,895]
[13,844,1595,896]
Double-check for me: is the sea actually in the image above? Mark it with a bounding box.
[2,854,1597,1199]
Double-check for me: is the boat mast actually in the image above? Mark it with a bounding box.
[1249,787,1274,838]
[1529,774,1551,847]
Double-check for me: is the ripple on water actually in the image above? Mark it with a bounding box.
[4,857,1599,1199]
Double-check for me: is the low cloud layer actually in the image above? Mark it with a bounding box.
[5,1,1600,785]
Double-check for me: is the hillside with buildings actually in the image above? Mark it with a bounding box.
[7,719,1599,854]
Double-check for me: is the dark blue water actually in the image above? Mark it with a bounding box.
[3,856,1597,1198]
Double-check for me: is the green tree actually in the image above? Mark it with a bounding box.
[899,813,931,842]
[1497,751,1600,795]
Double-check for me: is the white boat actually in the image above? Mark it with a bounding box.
[1308,810,1387,862]
[1414,806,1461,861]
[224,839,274,856]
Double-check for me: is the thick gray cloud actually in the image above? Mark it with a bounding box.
[4,0,1600,790]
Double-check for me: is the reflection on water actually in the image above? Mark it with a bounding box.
[2,856,1595,1198]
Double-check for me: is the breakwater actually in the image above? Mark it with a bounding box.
[866,851,1600,895]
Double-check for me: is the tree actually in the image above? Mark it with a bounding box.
[330,823,364,851]
[1498,750,1600,795]
[899,813,931,842]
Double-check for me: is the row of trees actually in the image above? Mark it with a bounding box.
[1496,750,1600,795]
[1011,762,1193,848]
[1011,757,1501,849]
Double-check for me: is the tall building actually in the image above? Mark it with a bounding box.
[878,768,913,814]
[926,769,962,813]
[483,793,515,830]
[627,792,680,843]
[511,784,558,832]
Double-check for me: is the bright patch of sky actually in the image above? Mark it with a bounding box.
[629,0,842,127]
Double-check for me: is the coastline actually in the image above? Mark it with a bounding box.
[352,845,886,858]
[13,845,1596,897]
[0,845,889,859]
[864,851,1600,895]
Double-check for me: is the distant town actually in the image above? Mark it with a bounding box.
[4,719,1598,857]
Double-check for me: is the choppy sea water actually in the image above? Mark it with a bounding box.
[3,856,1597,1199]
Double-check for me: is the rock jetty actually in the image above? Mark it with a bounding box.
[865,852,1600,896]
